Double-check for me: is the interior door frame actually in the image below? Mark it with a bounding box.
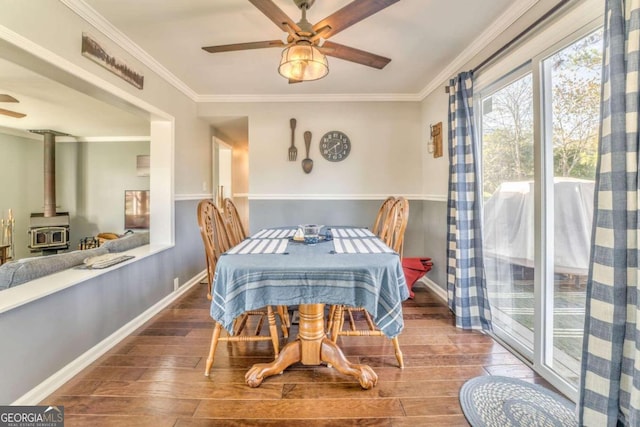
[212,136,233,204]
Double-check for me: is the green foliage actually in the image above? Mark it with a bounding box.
[481,29,603,196]
[482,74,534,195]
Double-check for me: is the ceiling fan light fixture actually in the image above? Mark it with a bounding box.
[278,43,328,82]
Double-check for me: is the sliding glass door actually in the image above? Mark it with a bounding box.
[543,28,602,387]
[482,71,535,358]
[479,26,603,394]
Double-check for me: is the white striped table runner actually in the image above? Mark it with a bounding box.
[227,238,289,254]
[332,228,375,238]
[332,227,394,254]
[252,229,296,239]
[226,229,294,254]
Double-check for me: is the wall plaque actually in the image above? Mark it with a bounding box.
[81,32,144,90]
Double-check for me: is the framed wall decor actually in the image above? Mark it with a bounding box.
[124,190,150,230]
[81,32,144,90]
[429,122,443,158]
[136,155,150,177]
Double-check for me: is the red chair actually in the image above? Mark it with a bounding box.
[402,257,433,299]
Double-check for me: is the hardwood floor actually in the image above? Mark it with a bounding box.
[42,282,560,426]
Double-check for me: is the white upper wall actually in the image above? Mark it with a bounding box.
[199,101,423,198]
[421,90,450,198]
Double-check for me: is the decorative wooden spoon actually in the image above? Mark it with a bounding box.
[302,131,313,174]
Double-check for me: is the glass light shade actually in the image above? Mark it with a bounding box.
[278,44,329,81]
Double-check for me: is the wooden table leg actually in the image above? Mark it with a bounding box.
[245,303,378,389]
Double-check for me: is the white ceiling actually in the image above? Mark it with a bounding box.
[82,0,519,96]
[0,0,536,142]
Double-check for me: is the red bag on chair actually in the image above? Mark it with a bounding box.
[402,257,433,299]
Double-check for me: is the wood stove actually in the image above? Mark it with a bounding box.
[27,129,71,255]
[28,212,70,253]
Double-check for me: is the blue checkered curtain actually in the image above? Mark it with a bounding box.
[579,1,640,425]
[446,71,492,331]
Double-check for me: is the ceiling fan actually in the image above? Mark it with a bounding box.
[202,0,400,82]
[0,94,26,118]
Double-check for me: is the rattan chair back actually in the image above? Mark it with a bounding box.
[387,197,410,256]
[372,196,396,240]
[223,198,247,246]
[197,199,231,300]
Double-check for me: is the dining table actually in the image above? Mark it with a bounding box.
[209,226,409,389]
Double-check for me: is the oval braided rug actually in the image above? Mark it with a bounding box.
[459,376,578,427]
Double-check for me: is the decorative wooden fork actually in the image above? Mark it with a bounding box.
[288,118,297,161]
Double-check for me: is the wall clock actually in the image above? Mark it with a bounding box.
[320,131,351,162]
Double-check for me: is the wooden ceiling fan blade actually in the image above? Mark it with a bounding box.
[288,79,303,84]
[0,94,18,103]
[203,40,285,53]
[320,41,390,69]
[0,107,26,118]
[249,0,301,33]
[312,0,400,39]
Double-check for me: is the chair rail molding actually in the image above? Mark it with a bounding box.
[244,193,447,202]
[175,193,214,201]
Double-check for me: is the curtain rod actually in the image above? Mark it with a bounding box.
[445,0,574,93]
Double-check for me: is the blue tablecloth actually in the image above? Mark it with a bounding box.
[210,227,409,338]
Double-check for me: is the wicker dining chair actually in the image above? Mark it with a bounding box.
[328,197,410,368]
[372,196,396,241]
[197,199,281,376]
[222,198,247,247]
[222,198,290,338]
[386,197,409,258]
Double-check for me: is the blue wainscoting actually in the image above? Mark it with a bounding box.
[0,199,206,404]
[250,197,448,290]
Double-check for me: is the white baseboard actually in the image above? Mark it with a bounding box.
[12,271,207,405]
[418,276,448,303]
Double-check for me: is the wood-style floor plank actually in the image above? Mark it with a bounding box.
[40,283,566,426]
[280,379,466,399]
[91,380,283,400]
[65,414,177,427]
[193,398,406,419]
[46,395,199,416]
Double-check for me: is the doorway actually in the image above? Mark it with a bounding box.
[214,137,233,206]
[210,118,249,232]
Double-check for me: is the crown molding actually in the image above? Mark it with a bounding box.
[61,0,199,102]
[418,0,539,99]
[64,0,538,104]
[196,93,422,103]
